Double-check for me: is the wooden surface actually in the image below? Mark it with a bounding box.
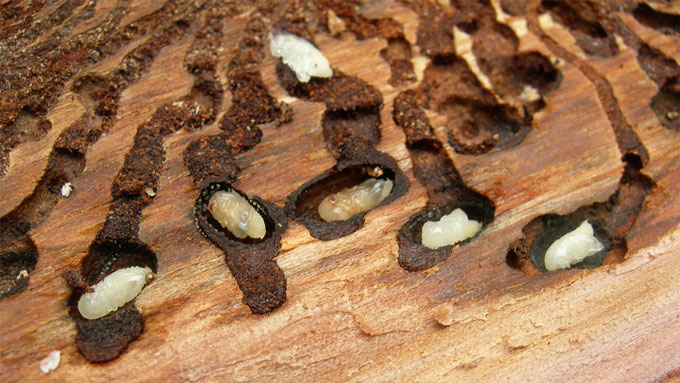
[1,0,680,381]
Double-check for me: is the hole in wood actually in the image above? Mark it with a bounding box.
[485,51,562,113]
[458,1,562,114]
[418,56,533,154]
[530,216,613,272]
[398,197,495,272]
[441,97,532,155]
[194,181,289,314]
[393,90,496,271]
[650,80,680,131]
[286,158,408,241]
[507,164,654,274]
[541,0,619,57]
[195,182,277,245]
[633,3,680,36]
[0,247,37,299]
[65,240,157,363]
[81,241,158,286]
[508,52,562,94]
[289,166,395,233]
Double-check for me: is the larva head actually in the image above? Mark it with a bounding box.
[144,271,155,285]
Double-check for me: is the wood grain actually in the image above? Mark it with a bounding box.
[1,0,679,382]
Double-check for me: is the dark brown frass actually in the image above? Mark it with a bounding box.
[62,31,222,360]
[74,303,145,363]
[397,197,495,272]
[0,249,36,299]
[413,34,536,154]
[65,237,157,363]
[0,17,192,301]
[541,0,619,58]
[393,90,495,271]
[404,0,561,153]
[444,99,533,155]
[182,16,292,315]
[274,25,409,240]
[194,181,288,314]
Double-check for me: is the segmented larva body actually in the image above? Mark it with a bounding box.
[544,220,604,271]
[208,190,266,239]
[318,178,393,222]
[421,208,482,250]
[269,31,333,82]
[78,266,153,320]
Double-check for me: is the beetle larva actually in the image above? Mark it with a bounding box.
[39,350,60,374]
[269,31,333,83]
[318,178,393,222]
[61,182,72,198]
[77,266,153,320]
[544,220,604,271]
[208,190,267,239]
[421,208,482,250]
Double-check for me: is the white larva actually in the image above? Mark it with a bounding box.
[519,84,540,102]
[318,178,393,222]
[208,190,266,239]
[17,269,28,280]
[77,266,153,320]
[269,31,333,82]
[61,182,72,198]
[421,208,482,250]
[544,220,605,271]
[39,350,60,374]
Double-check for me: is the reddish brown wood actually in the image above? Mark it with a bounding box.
[1,1,679,382]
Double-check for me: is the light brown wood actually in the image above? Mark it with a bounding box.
[1,1,680,382]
